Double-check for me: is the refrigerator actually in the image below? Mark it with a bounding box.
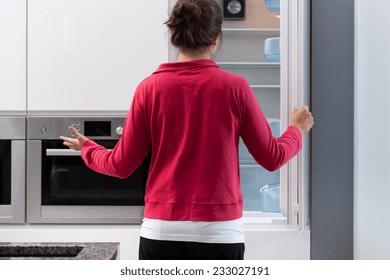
[168,0,310,229]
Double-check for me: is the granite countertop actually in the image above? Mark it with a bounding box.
[0,242,119,260]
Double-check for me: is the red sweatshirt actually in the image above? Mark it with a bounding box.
[81,59,302,221]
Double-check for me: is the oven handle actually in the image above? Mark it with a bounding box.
[46,149,82,156]
[45,149,113,156]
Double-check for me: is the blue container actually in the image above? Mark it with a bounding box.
[264,0,280,14]
[264,37,280,62]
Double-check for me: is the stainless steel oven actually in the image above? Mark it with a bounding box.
[0,117,26,223]
[26,117,150,224]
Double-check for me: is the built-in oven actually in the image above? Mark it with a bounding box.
[26,117,150,224]
[0,117,26,224]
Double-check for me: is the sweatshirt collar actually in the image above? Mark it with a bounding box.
[153,59,219,73]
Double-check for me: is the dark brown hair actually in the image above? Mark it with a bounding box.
[165,0,222,54]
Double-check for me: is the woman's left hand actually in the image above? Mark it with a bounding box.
[59,126,89,151]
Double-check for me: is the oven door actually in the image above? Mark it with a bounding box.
[27,140,149,224]
[0,117,26,224]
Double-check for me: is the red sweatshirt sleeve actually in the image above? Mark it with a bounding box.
[81,91,151,179]
[240,84,302,171]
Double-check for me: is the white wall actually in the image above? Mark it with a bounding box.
[355,0,390,259]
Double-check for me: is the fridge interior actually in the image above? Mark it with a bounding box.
[169,0,285,222]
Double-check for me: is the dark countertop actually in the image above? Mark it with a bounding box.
[0,242,119,260]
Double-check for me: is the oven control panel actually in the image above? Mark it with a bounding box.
[27,117,126,140]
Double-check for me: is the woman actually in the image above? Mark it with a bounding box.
[60,0,313,260]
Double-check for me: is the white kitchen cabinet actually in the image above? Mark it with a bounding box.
[27,0,169,114]
[0,0,26,114]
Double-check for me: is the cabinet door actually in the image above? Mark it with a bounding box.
[28,0,169,113]
[0,0,26,113]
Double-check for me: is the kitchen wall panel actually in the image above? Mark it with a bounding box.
[0,0,26,113]
[27,0,169,114]
[355,0,390,259]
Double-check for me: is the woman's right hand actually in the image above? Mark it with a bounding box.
[59,126,89,151]
[289,106,314,134]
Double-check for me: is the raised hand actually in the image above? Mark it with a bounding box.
[59,126,89,151]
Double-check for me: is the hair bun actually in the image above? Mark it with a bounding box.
[174,2,201,24]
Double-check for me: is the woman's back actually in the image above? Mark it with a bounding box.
[138,59,248,221]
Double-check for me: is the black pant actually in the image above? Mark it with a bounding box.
[139,237,245,260]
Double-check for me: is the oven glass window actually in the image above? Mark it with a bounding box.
[41,140,150,206]
[0,141,11,205]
